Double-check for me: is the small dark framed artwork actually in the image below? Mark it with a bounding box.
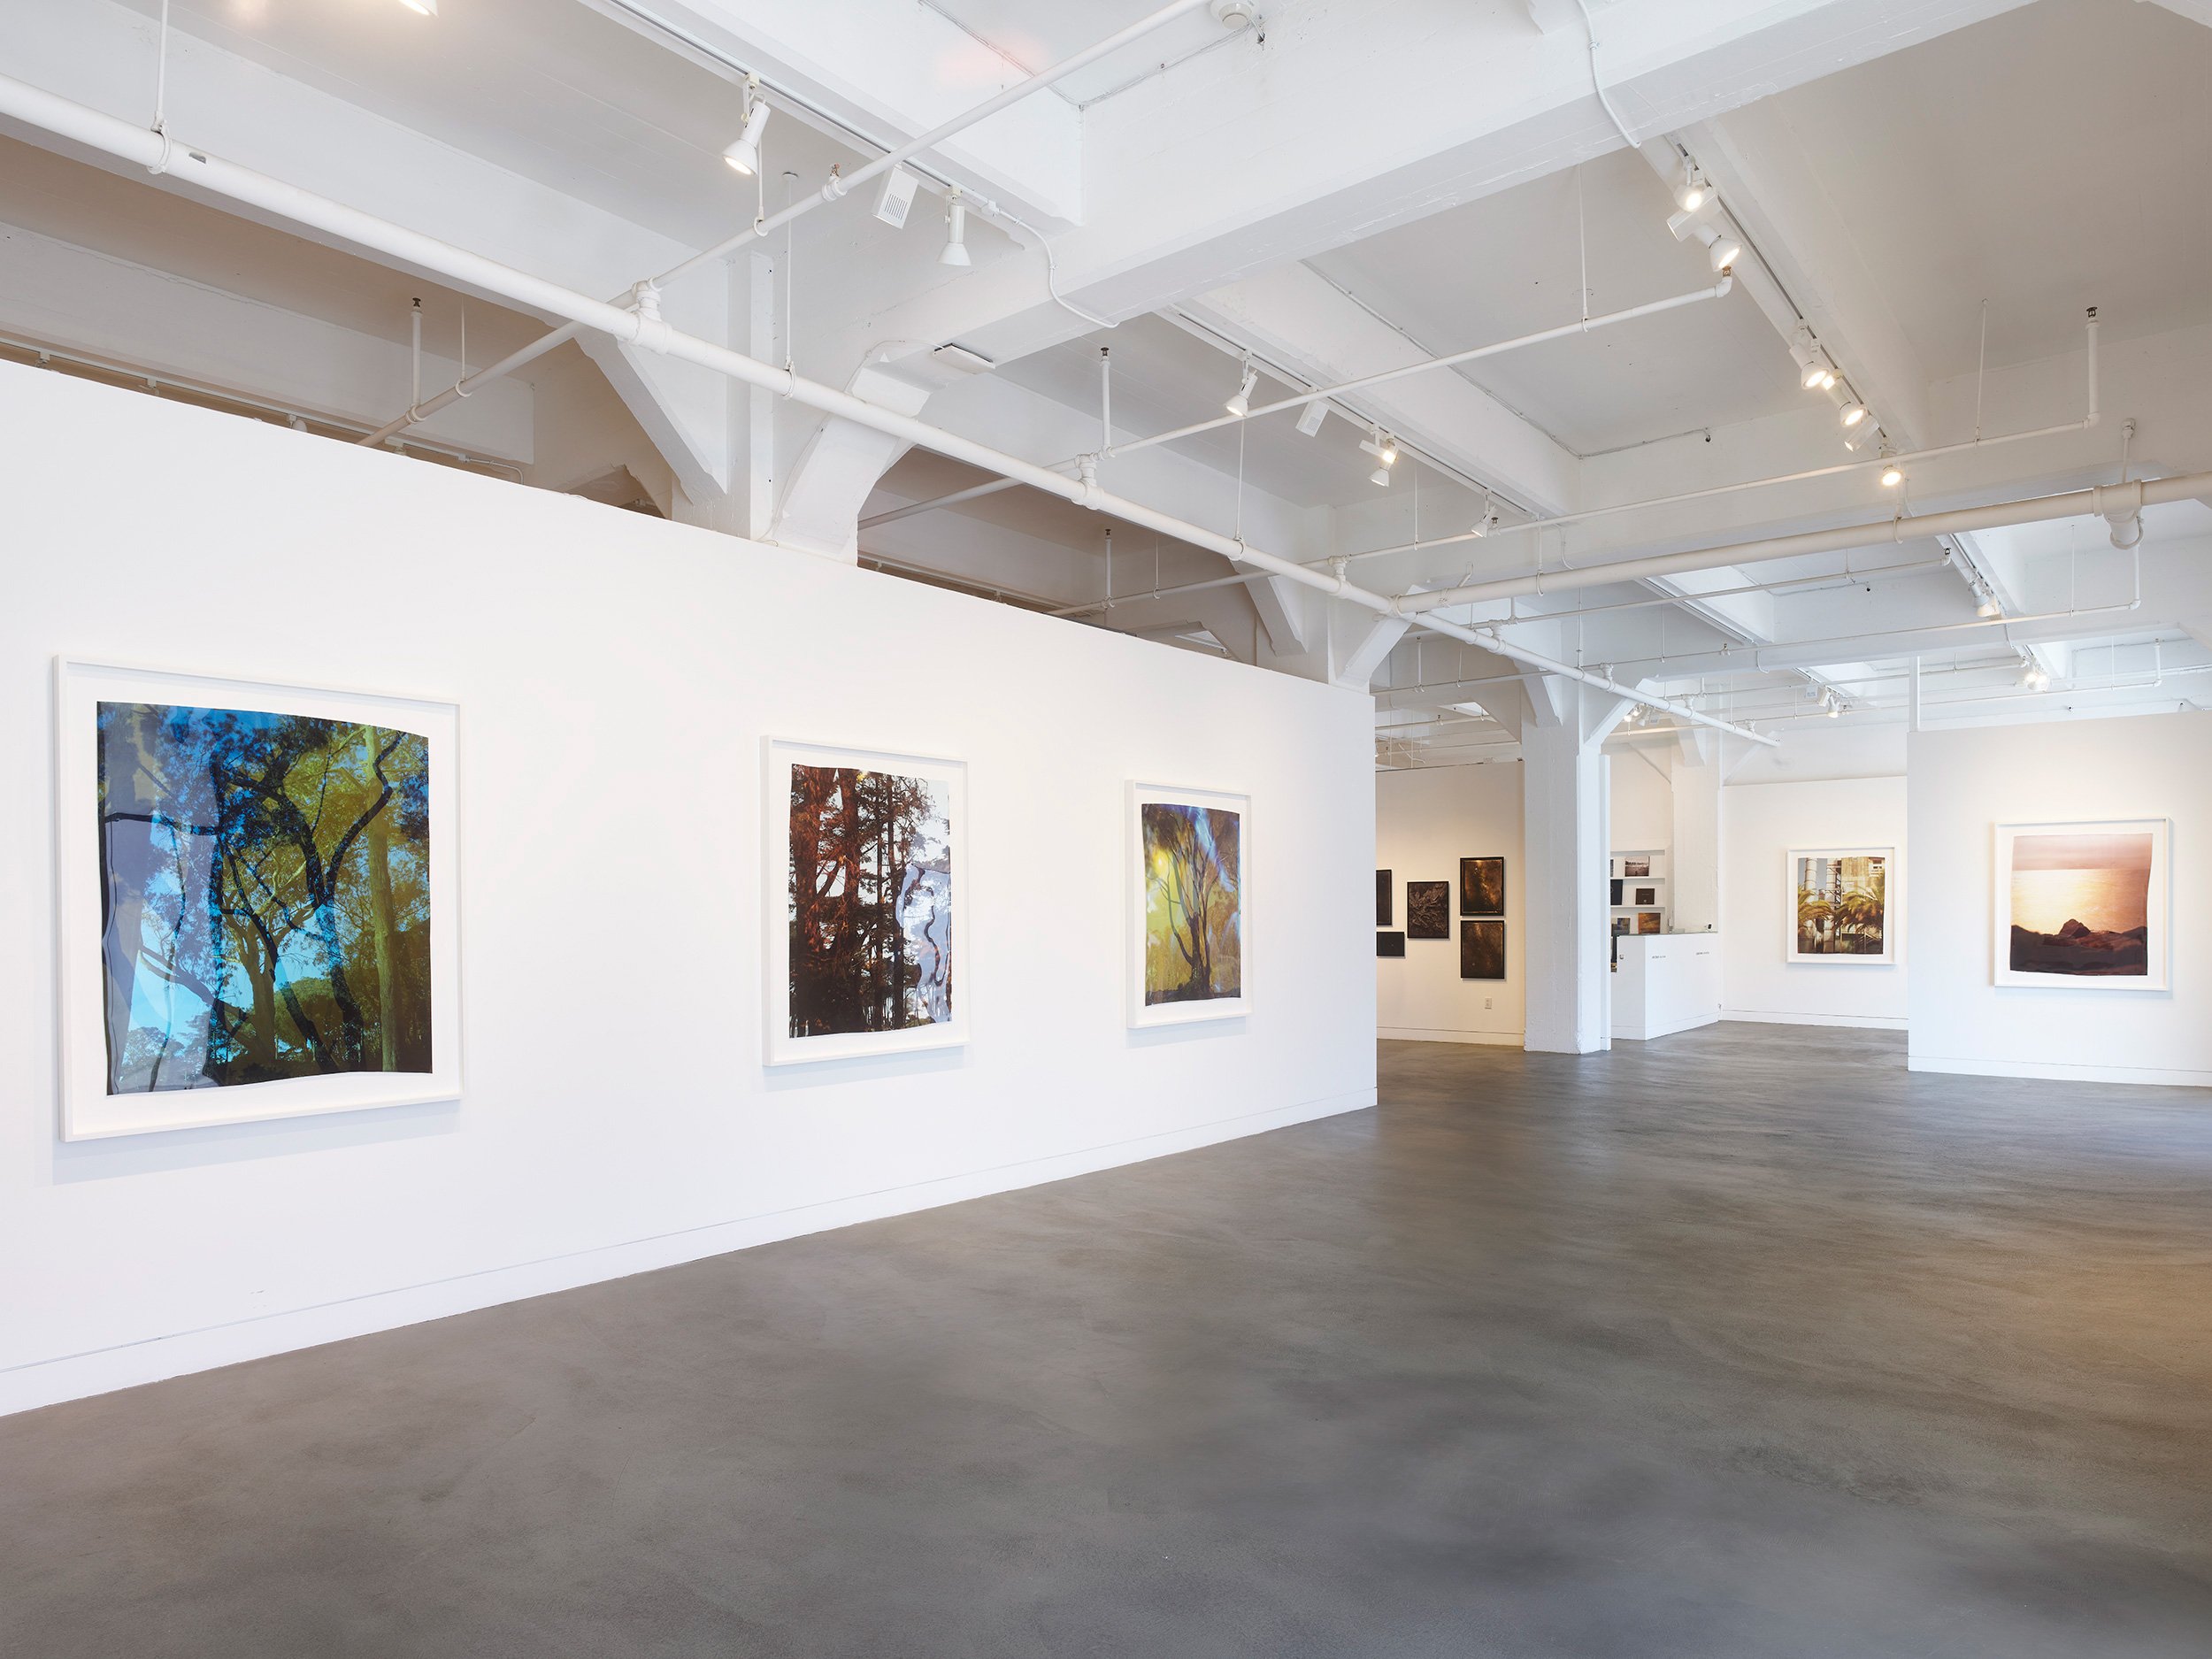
[1459,856,1505,917]
[1635,887,1656,906]
[1377,869,1393,926]
[1406,881,1451,939]
[1377,931,1406,958]
[1610,879,1624,905]
[1612,916,1632,936]
[1461,920,1505,980]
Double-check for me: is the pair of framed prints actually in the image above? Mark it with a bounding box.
[1784,819,2170,990]
[51,660,1249,1141]
[763,741,1248,1065]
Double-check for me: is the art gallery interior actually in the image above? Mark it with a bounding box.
[4,0,2212,1652]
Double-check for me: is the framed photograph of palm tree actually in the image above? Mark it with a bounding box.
[768,738,966,1065]
[1787,848,1895,964]
[55,659,461,1140]
[1130,783,1248,1028]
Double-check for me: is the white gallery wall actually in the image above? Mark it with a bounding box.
[1909,712,2212,1087]
[1374,763,1524,1043]
[1609,749,1675,861]
[1720,776,1909,1029]
[0,363,1377,1416]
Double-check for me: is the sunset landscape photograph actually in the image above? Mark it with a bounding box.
[2001,823,2164,984]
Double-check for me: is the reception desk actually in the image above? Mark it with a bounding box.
[1612,933,1721,1041]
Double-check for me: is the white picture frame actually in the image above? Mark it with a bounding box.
[1993,818,2170,991]
[1128,782,1249,1029]
[55,658,462,1140]
[1786,846,1897,966]
[764,737,968,1066]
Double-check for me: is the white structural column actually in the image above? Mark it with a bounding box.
[1522,686,1632,1054]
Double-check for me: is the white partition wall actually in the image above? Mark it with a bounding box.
[1721,777,1909,1029]
[0,364,1377,1415]
[1908,714,2211,1085]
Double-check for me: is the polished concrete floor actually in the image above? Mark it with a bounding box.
[6,1026,2212,1656]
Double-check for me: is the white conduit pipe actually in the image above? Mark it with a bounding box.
[1340,311,2105,571]
[1,73,1774,748]
[859,280,1732,531]
[353,0,1211,448]
[1397,472,2208,615]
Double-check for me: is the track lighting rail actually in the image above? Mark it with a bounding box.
[861,281,1730,532]
[353,0,1214,448]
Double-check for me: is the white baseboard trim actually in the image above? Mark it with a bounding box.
[0,1085,1375,1421]
[1907,1054,2212,1088]
[1722,1009,1909,1031]
[1378,1027,1522,1047]
[1612,1010,1721,1042]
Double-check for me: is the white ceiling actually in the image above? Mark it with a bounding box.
[918,0,1250,105]
[1305,148,1808,457]
[127,0,865,249]
[1750,0,2212,377]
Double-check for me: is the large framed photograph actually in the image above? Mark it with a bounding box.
[1994,819,2168,990]
[1458,856,1504,918]
[55,659,461,1140]
[1787,848,1894,964]
[1130,783,1247,1028]
[767,739,966,1065]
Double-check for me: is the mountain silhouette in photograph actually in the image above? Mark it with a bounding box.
[2009,918,2149,977]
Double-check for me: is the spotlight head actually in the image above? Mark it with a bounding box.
[1801,349,1837,391]
[1676,165,1709,214]
[1977,595,2002,619]
[1225,365,1258,419]
[1839,402,1869,429]
[1827,698,1841,718]
[1709,234,1741,273]
[939,191,972,268]
[723,99,772,175]
[1369,465,1391,488]
[1879,457,1904,488]
[2024,664,2051,691]
[1294,402,1327,437]
[1358,434,1398,467]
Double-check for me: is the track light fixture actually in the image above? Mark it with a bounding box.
[1827,694,1842,718]
[1676,163,1709,214]
[1295,402,1327,437]
[939,189,972,268]
[2023,663,2051,691]
[1469,491,1497,538]
[723,82,772,175]
[1977,592,2003,619]
[1839,401,1869,429]
[1800,350,1837,392]
[1225,363,1258,419]
[1707,222,1743,273]
[1878,448,1904,489]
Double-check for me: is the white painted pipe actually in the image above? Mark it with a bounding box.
[1398,472,2211,614]
[0,71,1778,748]
[860,281,1731,530]
[353,0,1211,447]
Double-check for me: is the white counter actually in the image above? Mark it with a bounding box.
[1612,933,1721,1041]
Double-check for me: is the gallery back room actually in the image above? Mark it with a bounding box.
[4,1,2212,1653]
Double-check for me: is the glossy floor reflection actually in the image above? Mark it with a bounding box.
[5,1025,2211,1656]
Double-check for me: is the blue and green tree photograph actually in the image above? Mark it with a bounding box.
[96,701,433,1094]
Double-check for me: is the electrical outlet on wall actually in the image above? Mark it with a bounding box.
[1484,997,1493,1010]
